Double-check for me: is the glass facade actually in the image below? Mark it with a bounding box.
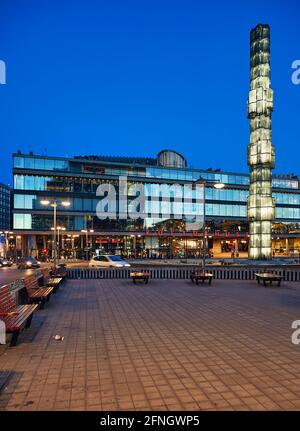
[0,183,11,230]
[14,156,69,171]
[11,151,300,258]
[12,152,300,230]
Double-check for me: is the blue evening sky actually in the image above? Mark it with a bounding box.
[0,0,299,185]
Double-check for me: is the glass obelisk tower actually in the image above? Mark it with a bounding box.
[247,24,275,259]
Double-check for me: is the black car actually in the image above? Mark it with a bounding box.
[0,257,13,267]
[17,257,41,269]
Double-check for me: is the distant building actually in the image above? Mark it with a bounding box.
[0,183,11,230]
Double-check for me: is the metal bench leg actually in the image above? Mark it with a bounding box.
[10,330,20,347]
[25,314,33,329]
[39,299,46,310]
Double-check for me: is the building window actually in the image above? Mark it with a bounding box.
[13,213,32,229]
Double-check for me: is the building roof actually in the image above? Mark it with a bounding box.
[73,155,157,165]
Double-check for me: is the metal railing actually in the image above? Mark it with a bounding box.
[67,266,300,282]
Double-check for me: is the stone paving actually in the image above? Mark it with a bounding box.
[1,277,300,411]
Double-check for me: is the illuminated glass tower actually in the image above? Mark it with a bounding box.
[247,24,275,259]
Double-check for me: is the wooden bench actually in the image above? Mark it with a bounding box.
[130,271,150,284]
[0,284,38,346]
[54,265,67,279]
[190,271,214,285]
[255,272,283,287]
[41,268,63,292]
[49,264,67,281]
[23,275,54,309]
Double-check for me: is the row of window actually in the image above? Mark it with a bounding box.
[276,207,300,220]
[14,156,69,171]
[146,168,251,185]
[13,194,203,216]
[13,156,299,190]
[12,205,300,231]
[14,173,300,199]
[13,187,300,212]
[12,200,249,219]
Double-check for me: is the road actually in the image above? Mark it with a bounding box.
[0,266,42,285]
[2,256,299,286]
[0,260,88,285]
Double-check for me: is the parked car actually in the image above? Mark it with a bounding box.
[17,257,41,269]
[0,257,13,267]
[89,255,131,268]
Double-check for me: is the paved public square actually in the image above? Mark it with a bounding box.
[1,277,300,411]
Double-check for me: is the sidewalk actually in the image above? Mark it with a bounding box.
[1,278,300,410]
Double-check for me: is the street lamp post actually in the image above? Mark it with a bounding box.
[81,229,94,260]
[41,200,70,268]
[59,227,66,258]
[72,234,79,258]
[51,226,66,262]
[193,178,225,271]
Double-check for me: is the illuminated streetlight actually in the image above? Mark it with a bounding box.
[213,182,225,189]
[81,229,94,260]
[40,199,70,268]
[193,178,225,271]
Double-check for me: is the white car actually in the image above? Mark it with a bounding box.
[89,255,131,268]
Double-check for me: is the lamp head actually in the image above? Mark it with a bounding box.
[40,200,50,206]
[213,182,225,189]
[61,201,71,207]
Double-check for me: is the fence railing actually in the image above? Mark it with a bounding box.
[67,266,300,282]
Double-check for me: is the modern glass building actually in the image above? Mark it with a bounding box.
[0,183,11,257]
[0,183,11,231]
[12,150,300,258]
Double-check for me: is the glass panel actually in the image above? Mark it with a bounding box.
[74,199,83,211]
[83,199,92,211]
[34,158,45,169]
[14,175,25,189]
[24,158,34,169]
[13,213,32,229]
[14,157,24,168]
[14,195,24,208]
[24,176,35,190]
